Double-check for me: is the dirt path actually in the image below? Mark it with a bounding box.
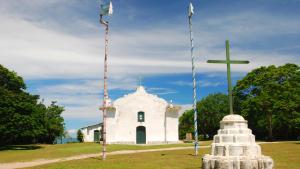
[0,146,209,169]
[0,142,281,169]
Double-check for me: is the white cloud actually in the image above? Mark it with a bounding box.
[178,104,193,117]
[67,129,77,134]
[63,104,102,119]
[146,87,177,95]
[0,1,299,122]
[1,8,299,81]
[33,78,138,120]
[172,80,223,87]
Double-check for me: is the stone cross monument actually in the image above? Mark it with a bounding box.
[202,40,274,169]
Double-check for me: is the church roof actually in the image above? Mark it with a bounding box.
[136,86,146,94]
[80,123,102,129]
[114,85,167,105]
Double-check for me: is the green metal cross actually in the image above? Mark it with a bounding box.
[207,40,249,114]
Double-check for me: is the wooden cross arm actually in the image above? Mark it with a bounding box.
[207,60,249,64]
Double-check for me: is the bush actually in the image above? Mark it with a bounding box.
[77,130,84,143]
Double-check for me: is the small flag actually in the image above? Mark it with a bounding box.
[188,2,194,17]
[100,1,113,16]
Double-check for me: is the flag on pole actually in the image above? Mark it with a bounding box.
[100,1,113,16]
[188,2,194,17]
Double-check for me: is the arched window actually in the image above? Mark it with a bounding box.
[137,111,145,122]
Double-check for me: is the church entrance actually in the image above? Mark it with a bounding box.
[94,130,100,142]
[136,126,146,144]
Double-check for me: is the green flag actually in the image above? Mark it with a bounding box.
[100,1,113,16]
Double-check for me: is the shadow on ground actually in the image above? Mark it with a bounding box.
[0,145,42,151]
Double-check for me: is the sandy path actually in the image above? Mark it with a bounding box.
[0,146,208,169]
[0,142,281,169]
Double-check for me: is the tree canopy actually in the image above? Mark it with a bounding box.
[179,63,299,141]
[234,63,300,140]
[197,93,228,139]
[179,109,194,139]
[179,93,228,140]
[0,64,65,145]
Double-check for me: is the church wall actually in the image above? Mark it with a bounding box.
[81,125,102,142]
[108,100,166,144]
[106,86,179,144]
[106,90,163,144]
[166,115,179,142]
[81,128,89,141]
[142,100,166,143]
[106,111,118,143]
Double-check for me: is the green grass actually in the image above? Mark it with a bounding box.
[24,141,300,169]
[0,141,212,163]
[260,142,300,169]
[26,149,208,169]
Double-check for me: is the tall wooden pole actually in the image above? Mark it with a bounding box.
[100,14,109,160]
[188,2,198,156]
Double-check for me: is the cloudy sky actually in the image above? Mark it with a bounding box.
[0,0,299,136]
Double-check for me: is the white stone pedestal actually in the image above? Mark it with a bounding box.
[202,115,274,169]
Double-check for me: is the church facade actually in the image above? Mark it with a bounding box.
[106,86,180,144]
[81,86,181,144]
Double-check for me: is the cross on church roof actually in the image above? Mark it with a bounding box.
[207,40,249,115]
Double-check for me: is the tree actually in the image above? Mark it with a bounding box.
[77,129,84,143]
[0,65,43,145]
[63,130,71,139]
[197,93,228,139]
[179,109,194,139]
[0,64,65,145]
[234,63,300,140]
[179,93,229,140]
[0,64,26,92]
[42,101,65,144]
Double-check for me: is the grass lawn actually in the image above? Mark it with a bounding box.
[24,141,300,169]
[0,141,212,163]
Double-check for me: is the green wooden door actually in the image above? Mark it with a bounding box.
[136,126,146,144]
[94,130,100,142]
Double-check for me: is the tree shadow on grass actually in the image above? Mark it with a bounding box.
[0,145,42,151]
[90,157,102,161]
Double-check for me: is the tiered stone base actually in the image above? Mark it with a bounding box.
[202,155,273,169]
[202,115,274,169]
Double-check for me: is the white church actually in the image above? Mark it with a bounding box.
[80,86,181,144]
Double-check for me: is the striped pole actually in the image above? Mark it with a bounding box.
[188,2,199,156]
[99,0,113,160]
[100,14,109,161]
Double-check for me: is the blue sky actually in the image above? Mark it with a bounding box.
[0,0,299,136]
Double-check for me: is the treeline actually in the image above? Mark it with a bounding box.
[179,63,300,141]
[0,64,65,145]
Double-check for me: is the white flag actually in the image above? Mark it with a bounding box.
[100,1,113,16]
[188,2,194,17]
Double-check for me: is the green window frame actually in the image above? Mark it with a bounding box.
[138,111,145,122]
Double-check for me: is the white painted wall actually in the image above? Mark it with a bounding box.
[81,124,102,142]
[166,112,179,142]
[106,86,179,144]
